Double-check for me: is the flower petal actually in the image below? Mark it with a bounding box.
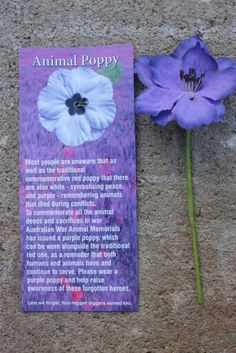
[85,79,114,105]
[61,67,113,100]
[150,55,182,89]
[55,112,92,146]
[205,99,225,122]
[216,57,236,71]
[172,35,209,59]
[85,100,116,129]
[135,86,184,116]
[134,55,155,87]
[172,94,217,129]
[182,43,218,76]
[47,69,70,94]
[198,68,236,100]
[38,80,69,119]
[39,113,60,132]
[89,127,106,141]
[214,101,225,121]
[59,67,97,95]
[152,110,175,126]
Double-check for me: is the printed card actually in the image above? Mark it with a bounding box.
[19,43,137,311]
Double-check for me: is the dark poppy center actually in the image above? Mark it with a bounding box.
[65,93,89,116]
[180,68,205,92]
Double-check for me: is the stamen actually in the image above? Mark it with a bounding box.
[179,68,205,92]
[74,98,88,108]
[65,93,89,116]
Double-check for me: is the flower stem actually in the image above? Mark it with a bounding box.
[185,130,203,304]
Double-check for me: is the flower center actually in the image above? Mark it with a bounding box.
[65,93,89,116]
[180,68,205,92]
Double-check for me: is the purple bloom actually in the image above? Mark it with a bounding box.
[135,36,236,129]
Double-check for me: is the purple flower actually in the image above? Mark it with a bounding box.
[135,35,236,129]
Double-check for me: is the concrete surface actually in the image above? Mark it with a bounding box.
[0,0,235,352]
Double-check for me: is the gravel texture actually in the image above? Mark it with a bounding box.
[0,0,235,352]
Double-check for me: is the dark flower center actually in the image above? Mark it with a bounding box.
[65,93,89,116]
[180,68,205,92]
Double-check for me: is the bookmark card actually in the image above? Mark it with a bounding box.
[19,43,137,311]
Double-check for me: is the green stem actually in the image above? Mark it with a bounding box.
[185,130,203,304]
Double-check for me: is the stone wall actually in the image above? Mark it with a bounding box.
[0,0,235,352]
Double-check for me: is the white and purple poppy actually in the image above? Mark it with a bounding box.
[135,35,236,129]
[38,67,116,146]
